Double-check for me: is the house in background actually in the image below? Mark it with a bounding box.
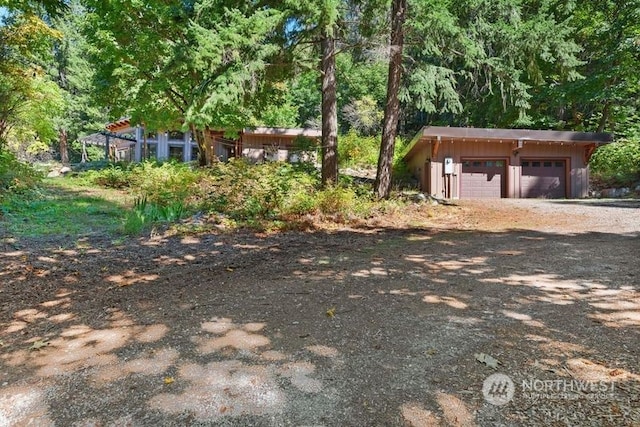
[101,119,321,164]
[404,126,613,199]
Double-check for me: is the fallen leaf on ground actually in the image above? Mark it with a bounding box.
[326,307,336,318]
[475,352,501,369]
[163,377,175,384]
[30,340,49,351]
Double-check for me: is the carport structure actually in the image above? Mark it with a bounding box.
[403,126,612,199]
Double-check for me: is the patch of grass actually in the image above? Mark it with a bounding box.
[121,196,187,235]
[1,178,128,237]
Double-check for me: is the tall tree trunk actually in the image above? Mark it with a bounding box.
[190,124,207,167]
[321,30,338,186]
[374,0,407,199]
[59,128,69,165]
[597,101,610,133]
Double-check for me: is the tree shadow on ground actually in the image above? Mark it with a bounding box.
[0,224,638,425]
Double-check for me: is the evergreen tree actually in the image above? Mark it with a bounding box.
[50,0,105,164]
[374,0,406,199]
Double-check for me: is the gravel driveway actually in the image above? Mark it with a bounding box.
[1,198,639,426]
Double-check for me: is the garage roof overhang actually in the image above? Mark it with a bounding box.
[403,126,613,162]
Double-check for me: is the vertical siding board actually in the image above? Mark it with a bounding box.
[433,161,442,198]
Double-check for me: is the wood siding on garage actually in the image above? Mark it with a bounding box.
[461,159,506,198]
[404,135,599,199]
[521,159,567,198]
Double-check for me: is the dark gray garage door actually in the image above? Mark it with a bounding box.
[521,160,566,198]
[461,160,505,198]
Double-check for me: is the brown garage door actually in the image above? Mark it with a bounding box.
[461,160,505,198]
[521,160,566,198]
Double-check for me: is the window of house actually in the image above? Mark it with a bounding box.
[169,145,184,161]
[168,131,184,140]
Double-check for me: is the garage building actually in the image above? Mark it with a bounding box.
[403,127,612,199]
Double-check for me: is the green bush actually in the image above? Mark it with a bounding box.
[202,159,319,221]
[316,185,372,218]
[590,138,640,186]
[89,160,200,206]
[338,130,380,167]
[282,189,318,216]
[92,164,133,188]
[0,151,42,200]
[128,161,199,207]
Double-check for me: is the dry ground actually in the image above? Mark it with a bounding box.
[1,198,639,426]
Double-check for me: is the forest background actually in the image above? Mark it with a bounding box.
[1,0,639,194]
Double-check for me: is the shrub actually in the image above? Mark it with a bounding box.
[92,164,132,188]
[338,130,380,167]
[201,159,319,221]
[590,138,640,187]
[282,189,318,216]
[128,161,199,207]
[315,185,372,218]
[0,151,42,200]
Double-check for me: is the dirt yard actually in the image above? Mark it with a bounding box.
[1,199,639,426]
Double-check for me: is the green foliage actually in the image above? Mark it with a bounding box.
[90,164,132,189]
[401,0,584,131]
[88,161,199,203]
[85,161,199,233]
[193,158,379,225]
[315,185,370,218]
[0,151,42,200]
[128,161,199,207]
[51,1,107,151]
[122,195,187,235]
[202,159,317,220]
[85,0,289,165]
[590,139,640,186]
[530,0,640,134]
[68,139,105,163]
[342,96,384,135]
[338,130,380,167]
[0,11,63,151]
